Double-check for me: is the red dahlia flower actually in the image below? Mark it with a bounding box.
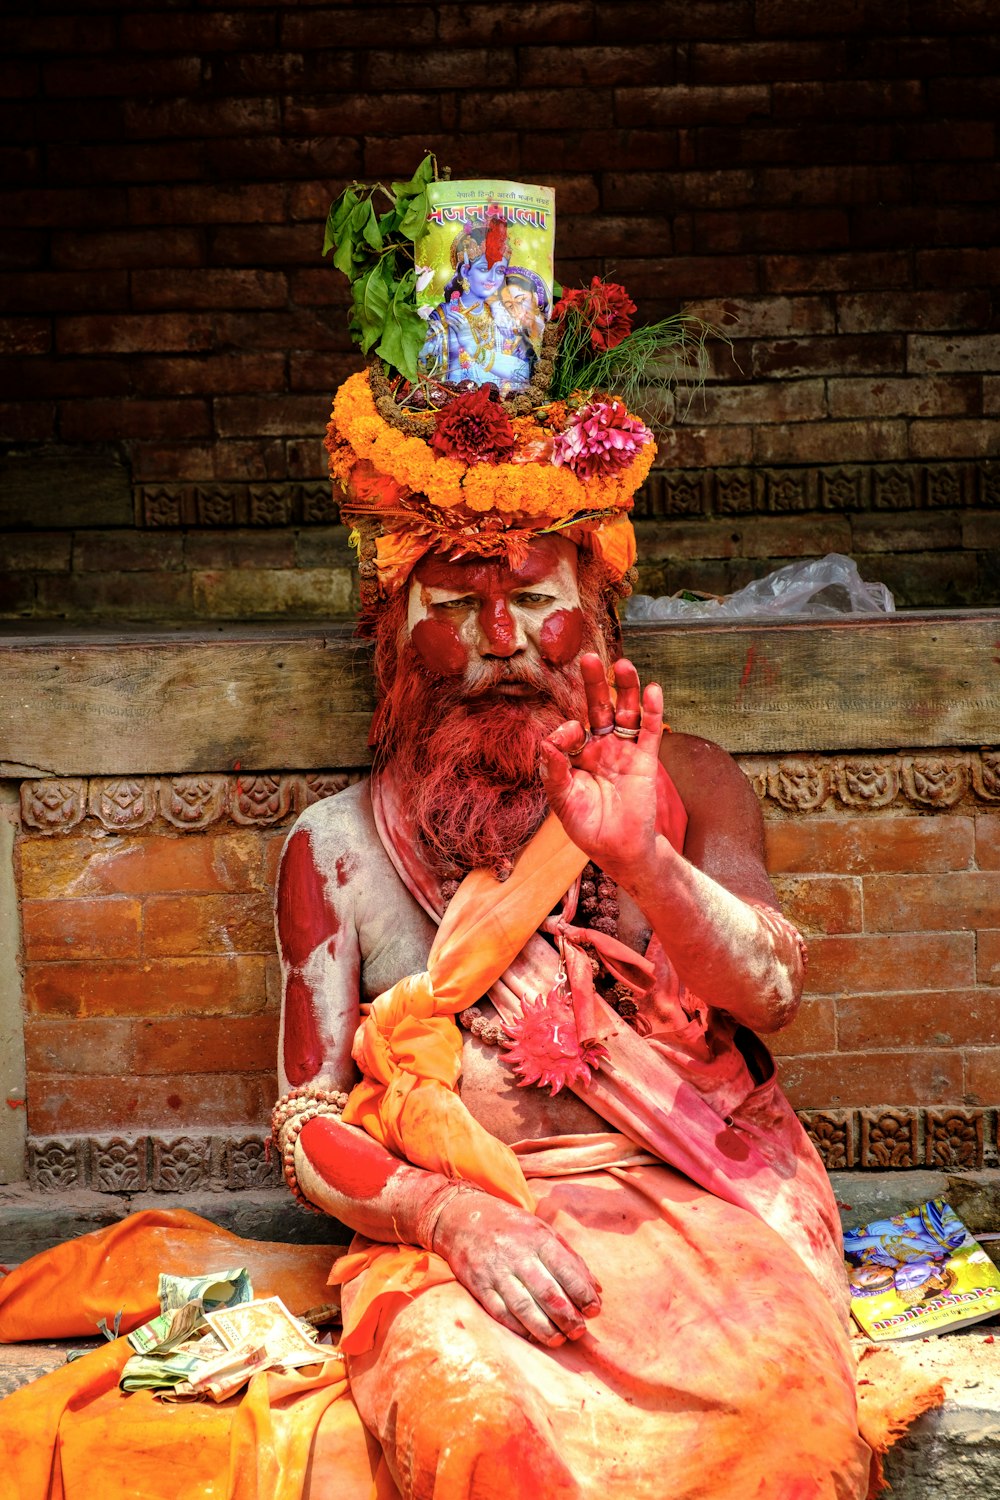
[429,385,517,465]
[554,277,637,351]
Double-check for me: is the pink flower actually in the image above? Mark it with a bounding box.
[551,398,652,480]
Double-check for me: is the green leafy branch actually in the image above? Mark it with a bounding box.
[322,155,437,382]
[550,309,725,426]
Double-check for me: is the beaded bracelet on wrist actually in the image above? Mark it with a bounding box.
[270,1084,350,1213]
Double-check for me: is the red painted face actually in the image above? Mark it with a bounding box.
[407,536,585,681]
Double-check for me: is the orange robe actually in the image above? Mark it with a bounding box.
[0,776,940,1498]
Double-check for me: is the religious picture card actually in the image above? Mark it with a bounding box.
[415,178,556,393]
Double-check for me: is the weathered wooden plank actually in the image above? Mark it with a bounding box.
[0,631,376,777]
[0,613,997,776]
[625,611,1000,754]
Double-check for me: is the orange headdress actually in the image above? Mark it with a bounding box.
[322,165,662,623]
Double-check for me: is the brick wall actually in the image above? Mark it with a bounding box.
[2,2,998,620]
[10,755,1000,1191]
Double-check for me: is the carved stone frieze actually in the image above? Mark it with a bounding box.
[135,461,998,528]
[661,473,706,517]
[767,759,829,812]
[195,488,237,527]
[925,465,964,509]
[225,1135,282,1190]
[88,777,158,831]
[229,773,299,827]
[301,485,338,524]
[714,469,754,514]
[20,778,87,832]
[835,758,900,809]
[152,1136,212,1192]
[859,1108,919,1169]
[871,466,916,511]
[141,488,183,527]
[798,1110,854,1170]
[159,775,229,830]
[820,468,867,511]
[27,1137,85,1190]
[303,772,355,804]
[972,752,1000,802]
[17,772,361,834]
[91,1136,147,1193]
[14,755,1000,839]
[764,468,815,513]
[21,1114,997,1192]
[900,756,967,808]
[925,1109,984,1170]
[249,487,293,527]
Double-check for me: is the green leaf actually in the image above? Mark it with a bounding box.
[323,187,360,257]
[376,272,426,381]
[360,201,383,250]
[351,263,392,354]
[391,154,436,202]
[332,231,357,277]
[398,188,429,242]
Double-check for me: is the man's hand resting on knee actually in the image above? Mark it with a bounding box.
[432,1192,601,1347]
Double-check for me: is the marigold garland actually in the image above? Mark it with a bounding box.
[330,371,654,527]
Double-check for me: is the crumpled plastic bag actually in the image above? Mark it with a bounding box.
[625,553,895,622]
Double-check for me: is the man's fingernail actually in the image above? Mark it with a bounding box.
[583,1301,601,1317]
[545,1332,566,1348]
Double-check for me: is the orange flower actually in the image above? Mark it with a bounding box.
[332,369,655,532]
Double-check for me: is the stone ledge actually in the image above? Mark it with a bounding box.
[2,1176,999,1498]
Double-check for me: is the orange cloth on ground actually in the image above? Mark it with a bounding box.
[0,1208,336,1342]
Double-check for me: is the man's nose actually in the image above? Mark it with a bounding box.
[477,598,523,657]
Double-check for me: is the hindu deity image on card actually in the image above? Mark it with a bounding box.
[415,178,556,393]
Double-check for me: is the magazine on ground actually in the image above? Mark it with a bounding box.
[843,1197,1000,1341]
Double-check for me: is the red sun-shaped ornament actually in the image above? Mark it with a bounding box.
[502,981,609,1095]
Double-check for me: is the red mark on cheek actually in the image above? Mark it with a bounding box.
[411,617,467,677]
[283,972,325,1084]
[277,829,339,968]
[300,1115,399,1198]
[540,606,584,666]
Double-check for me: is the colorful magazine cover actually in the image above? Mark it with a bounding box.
[843,1198,1000,1341]
[415,178,556,393]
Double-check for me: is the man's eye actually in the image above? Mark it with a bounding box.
[438,597,475,610]
[515,593,555,606]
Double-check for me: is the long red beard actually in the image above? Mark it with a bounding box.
[379,644,591,879]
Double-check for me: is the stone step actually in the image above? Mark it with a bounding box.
[1,1172,999,1495]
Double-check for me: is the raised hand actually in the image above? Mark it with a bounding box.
[432,1193,601,1346]
[539,654,663,881]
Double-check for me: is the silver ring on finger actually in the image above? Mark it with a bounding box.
[570,730,591,757]
[590,723,615,737]
[613,724,640,740]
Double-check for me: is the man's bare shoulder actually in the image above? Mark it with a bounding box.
[660,731,757,814]
[659,731,771,898]
[281,778,389,891]
[288,777,374,845]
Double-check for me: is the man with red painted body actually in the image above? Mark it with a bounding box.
[274,530,873,1498]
